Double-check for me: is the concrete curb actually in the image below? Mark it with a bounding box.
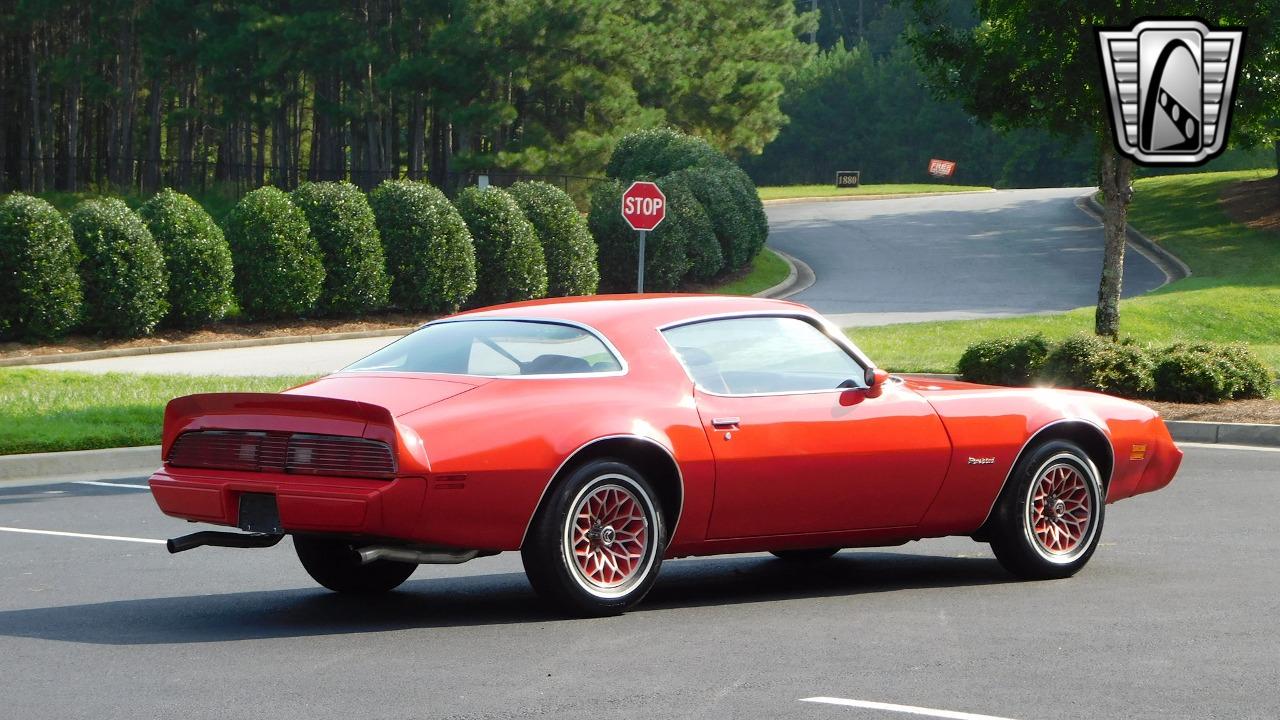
[0,326,415,368]
[1165,421,1280,448]
[1079,194,1192,286]
[755,249,814,300]
[762,188,996,206]
[0,445,160,486]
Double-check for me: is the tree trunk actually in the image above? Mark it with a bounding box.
[1274,138,1279,176]
[66,77,81,190]
[1095,147,1134,339]
[144,75,163,192]
[26,29,45,193]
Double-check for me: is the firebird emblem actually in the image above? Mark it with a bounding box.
[967,457,996,465]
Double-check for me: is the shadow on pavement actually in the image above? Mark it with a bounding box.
[0,551,1017,646]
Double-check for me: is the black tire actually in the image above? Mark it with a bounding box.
[770,548,840,561]
[521,459,665,617]
[294,536,416,594]
[987,440,1105,580]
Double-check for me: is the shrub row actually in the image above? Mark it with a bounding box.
[0,178,598,339]
[957,333,1273,403]
[595,127,768,291]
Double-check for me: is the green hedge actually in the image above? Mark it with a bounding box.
[138,189,234,327]
[290,182,390,315]
[956,334,1050,386]
[507,181,599,297]
[668,165,758,270]
[0,193,83,340]
[1154,342,1273,402]
[957,333,1272,403]
[224,187,325,319]
[589,179,689,292]
[605,126,723,182]
[70,198,169,337]
[454,186,548,306]
[369,180,476,312]
[656,173,724,282]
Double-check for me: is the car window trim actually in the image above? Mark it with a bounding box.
[657,311,875,398]
[344,317,629,380]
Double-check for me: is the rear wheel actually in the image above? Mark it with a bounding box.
[770,548,840,561]
[522,459,664,617]
[294,536,416,594]
[987,440,1104,580]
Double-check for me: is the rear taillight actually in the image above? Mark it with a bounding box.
[168,430,396,479]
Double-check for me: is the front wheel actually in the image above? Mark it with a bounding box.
[521,459,665,617]
[987,440,1105,580]
[294,536,416,594]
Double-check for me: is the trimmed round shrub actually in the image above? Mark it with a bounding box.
[454,186,548,306]
[0,193,82,340]
[369,180,475,312]
[70,198,168,337]
[657,173,723,282]
[721,164,770,258]
[957,334,1051,386]
[290,182,390,315]
[223,187,325,319]
[1041,334,1155,398]
[668,165,757,270]
[1154,342,1273,401]
[589,179,689,292]
[507,181,599,297]
[605,127,724,182]
[1152,350,1228,403]
[138,189,234,327]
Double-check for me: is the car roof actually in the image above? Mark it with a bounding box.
[450,294,813,331]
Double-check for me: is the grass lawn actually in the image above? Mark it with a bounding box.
[758,183,991,201]
[850,170,1280,387]
[0,370,313,455]
[703,247,790,296]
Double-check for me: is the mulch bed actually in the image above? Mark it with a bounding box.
[1219,174,1280,231]
[0,313,434,361]
[1139,398,1280,425]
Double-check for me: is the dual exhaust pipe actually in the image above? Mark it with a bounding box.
[166,530,479,565]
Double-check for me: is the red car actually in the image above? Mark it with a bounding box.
[150,295,1182,616]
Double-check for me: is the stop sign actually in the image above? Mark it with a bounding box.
[620,181,667,231]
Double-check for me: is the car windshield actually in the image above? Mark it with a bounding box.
[344,319,623,377]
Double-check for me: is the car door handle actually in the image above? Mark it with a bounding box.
[711,417,741,429]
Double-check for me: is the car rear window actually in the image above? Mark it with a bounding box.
[344,320,623,377]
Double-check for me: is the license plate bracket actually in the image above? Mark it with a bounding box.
[237,493,283,534]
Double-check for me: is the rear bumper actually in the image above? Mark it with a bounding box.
[149,467,427,540]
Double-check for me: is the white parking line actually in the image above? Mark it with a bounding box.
[73,480,152,490]
[801,697,1021,720]
[0,526,165,544]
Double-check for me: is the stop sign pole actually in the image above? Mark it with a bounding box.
[620,181,667,292]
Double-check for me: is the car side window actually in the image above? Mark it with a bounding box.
[662,316,865,395]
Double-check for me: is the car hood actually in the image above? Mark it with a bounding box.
[285,372,489,417]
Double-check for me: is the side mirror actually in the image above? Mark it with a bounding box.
[864,368,889,398]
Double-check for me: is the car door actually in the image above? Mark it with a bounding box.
[663,315,952,539]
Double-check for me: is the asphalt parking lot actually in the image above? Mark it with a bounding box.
[1,444,1276,720]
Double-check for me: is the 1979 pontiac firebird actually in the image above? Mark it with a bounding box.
[150,295,1182,616]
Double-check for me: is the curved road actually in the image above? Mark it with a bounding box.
[766,187,1167,327]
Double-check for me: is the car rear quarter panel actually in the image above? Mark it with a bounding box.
[396,330,714,551]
